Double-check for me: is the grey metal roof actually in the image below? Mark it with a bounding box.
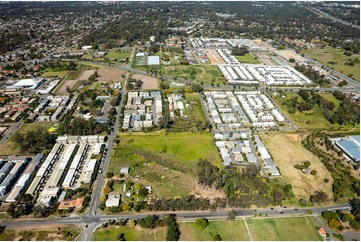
[336,136,360,162]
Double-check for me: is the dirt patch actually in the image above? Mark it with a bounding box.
[205,50,226,64]
[191,183,226,199]
[79,70,95,80]
[12,224,66,232]
[56,80,78,95]
[132,74,159,89]
[97,68,126,83]
[287,133,300,142]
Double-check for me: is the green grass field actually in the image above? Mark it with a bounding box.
[247,217,323,241]
[66,64,96,80]
[0,225,81,241]
[109,131,222,198]
[93,225,167,241]
[41,67,69,78]
[163,65,224,84]
[179,220,249,241]
[235,54,261,64]
[274,93,332,130]
[0,122,55,156]
[301,46,360,81]
[273,92,358,131]
[106,49,131,59]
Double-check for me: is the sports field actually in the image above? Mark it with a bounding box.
[260,133,333,200]
[301,46,360,81]
[235,54,261,64]
[106,49,131,60]
[179,220,249,241]
[109,131,223,198]
[247,217,323,241]
[93,225,167,241]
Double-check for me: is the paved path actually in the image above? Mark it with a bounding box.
[313,214,334,241]
[242,216,253,241]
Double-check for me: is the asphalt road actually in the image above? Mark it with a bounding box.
[0,203,352,239]
[0,121,22,145]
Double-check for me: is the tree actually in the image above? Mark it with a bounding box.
[213,234,222,241]
[227,210,236,221]
[139,215,159,229]
[272,188,285,205]
[194,218,208,230]
[138,187,148,198]
[106,172,113,179]
[117,233,126,241]
[328,218,341,230]
[166,221,180,241]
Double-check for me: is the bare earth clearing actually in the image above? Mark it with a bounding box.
[79,70,96,80]
[132,74,159,89]
[97,68,125,83]
[260,133,333,200]
[56,80,78,95]
[205,49,226,64]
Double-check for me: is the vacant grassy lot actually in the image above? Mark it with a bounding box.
[235,54,261,64]
[0,224,81,241]
[260,133,333,200]
[93,225,167,241]
[273,92,359,132]
[41,67,69,78]
[301,46,360,81]
[106,49,131,60]
[109,131,223,198]
[0,122,55,156]
[163,65,224,84]
[274,93,332,130]
[179,220,249,241]
[66,64,96,80]
[247,217,323,241]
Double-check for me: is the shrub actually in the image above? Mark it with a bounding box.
[194,218,209,230]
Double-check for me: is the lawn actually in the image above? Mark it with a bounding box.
[0,122,55,156]
[93,225,167,241]
[247,217,323,241]
[163,65,224,84]
[318,92,341,109]
[260,132,333,200]
[66,63,96,80]
[179,220,249,241]
[235,54,261,64]
[109,131,223,198]
[0,225,81,241]
[301,46,360,81]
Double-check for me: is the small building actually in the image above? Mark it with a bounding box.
[120,167,130,175]
[318,228,327,238]
[106,193,121,207]
[147,56,160,65]
[58,197,84,210]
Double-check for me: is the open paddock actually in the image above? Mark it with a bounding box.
[132,74,159,89]
[260,132,333,200]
